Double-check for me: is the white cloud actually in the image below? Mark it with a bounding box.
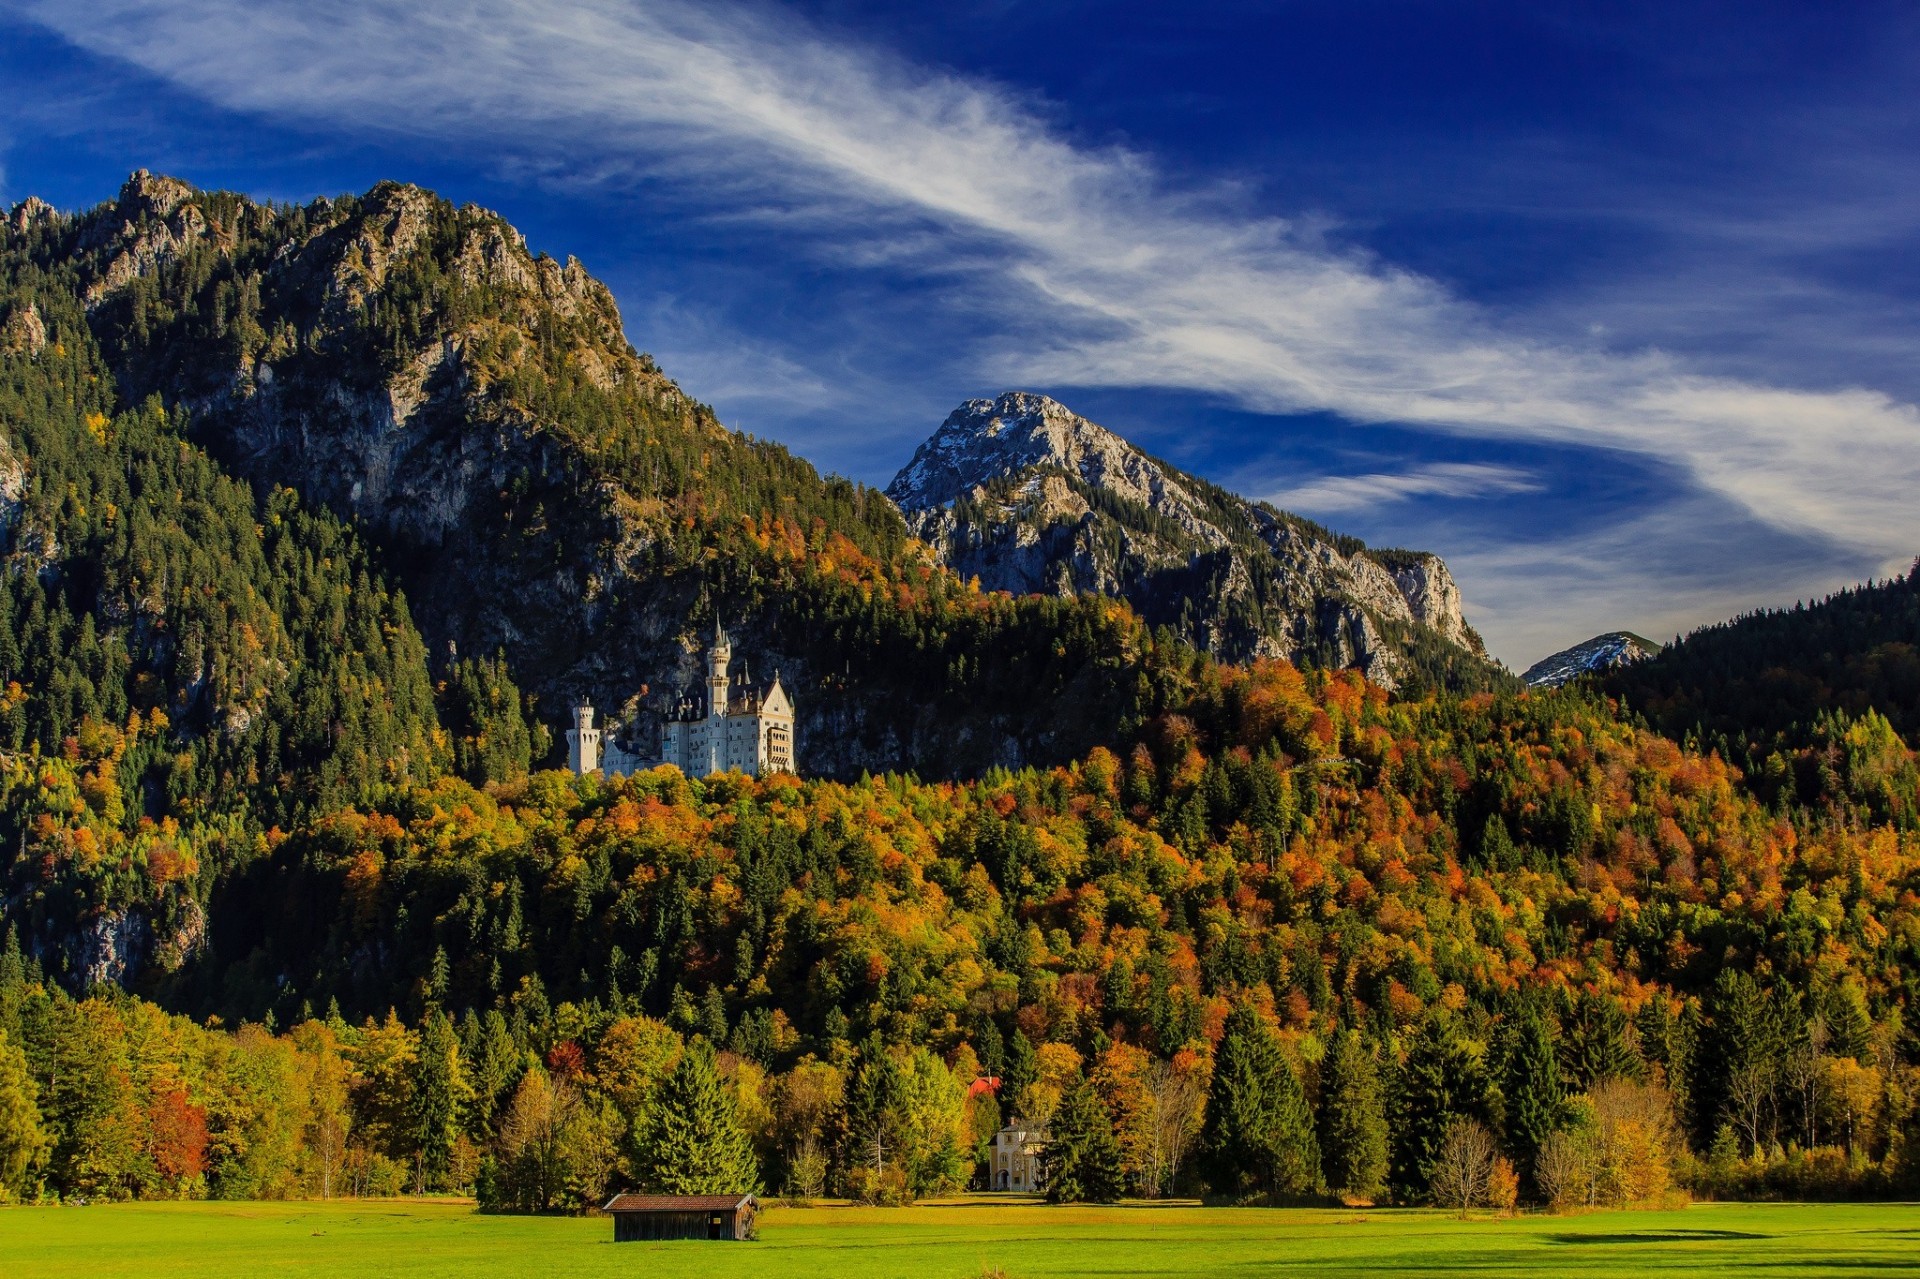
[1267,463,1543,515]
[18,0,1920,599]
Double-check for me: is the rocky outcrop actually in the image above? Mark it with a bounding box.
[80,170,211,304]
[1385,553,1478,652]
[0,436,26,539]
[2,302,46,356]
[889,392,1495,690]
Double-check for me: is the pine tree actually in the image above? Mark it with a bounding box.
[1042,1077,1125,1203]
[636,1040,759,1194]
[1320,1029,1387,1202]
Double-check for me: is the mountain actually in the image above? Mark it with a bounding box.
[2,177,1917,1216]
[886,392,1504,694]
[1521,631,1660,687]
[8,173,1220,781]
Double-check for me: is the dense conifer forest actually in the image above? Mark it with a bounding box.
[1,177,1917,1212]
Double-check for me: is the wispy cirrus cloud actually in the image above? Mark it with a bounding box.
[12,0,1920,653]
[1268,462,1543,515]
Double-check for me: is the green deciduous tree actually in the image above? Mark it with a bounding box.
[0,1026,48,1201]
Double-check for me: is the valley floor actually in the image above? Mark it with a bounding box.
[3,1197,1918,1279]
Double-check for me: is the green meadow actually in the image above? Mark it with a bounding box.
[3,1198,1917,1279]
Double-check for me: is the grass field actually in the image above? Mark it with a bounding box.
[3,1197,1917,1278]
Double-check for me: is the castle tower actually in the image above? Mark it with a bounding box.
[707,618,732,718]
[566,702,602,774]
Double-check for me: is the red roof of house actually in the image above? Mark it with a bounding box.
[603,1194,756,1213]
[967,1075,1002,1099]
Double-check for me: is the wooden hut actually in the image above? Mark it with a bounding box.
[602,1193,758,1241]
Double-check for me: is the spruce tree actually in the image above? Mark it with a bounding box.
[636,1040,760,1194]
[1041,1078,1125,1203]
[1390,1017,1491,1201]
[1320,1029,1387,1201]
[1202,1005,1278,1199]
[1268,1041,1320,1200]
[1201,1004,1319,1201]
[1501,1008,1563,1188]
[410,1010,471,1190]
[843,1038,907,1176]
[1561,990,1641,1089]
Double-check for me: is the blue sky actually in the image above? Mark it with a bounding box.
[3,0,1917,667]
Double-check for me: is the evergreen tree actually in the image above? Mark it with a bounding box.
[636,1040,759,1194]
[1041,1077,1125,1203]
[1500,1008,1563,1187]
[1561,990,1641,1089]
[1201,1005,1319,1201]
[411,1010,471,1190]
[1004,1029,1038,1112]
[1391,1017,1491,1201]
[843,1038,908,1177]
[1319,1029,1387,1202]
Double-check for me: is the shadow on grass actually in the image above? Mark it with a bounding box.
[1549,1229,1771,1244]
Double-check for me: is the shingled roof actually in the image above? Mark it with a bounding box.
[603,1193,756,1213]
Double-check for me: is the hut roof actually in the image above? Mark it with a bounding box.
[603,1193,756,1213]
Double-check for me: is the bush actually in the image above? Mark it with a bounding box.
[844,1164,913,1206]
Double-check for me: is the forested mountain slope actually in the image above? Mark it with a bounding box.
[1603,565,1920,814]
[10,172,1204,780]
[0,174,1916,1216]
[888,392,1505,694]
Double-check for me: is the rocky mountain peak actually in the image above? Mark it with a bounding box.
[8,195,56,234]
[888,391,1497,688]
[1522,631,1660,688]
[886,390,1194,515]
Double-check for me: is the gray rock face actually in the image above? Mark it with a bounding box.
[888,392,1493,690]
[0,435,26,538]
[2,302,46,356]
[1522,632,1661,687]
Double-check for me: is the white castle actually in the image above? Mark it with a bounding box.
[566,621,795,779]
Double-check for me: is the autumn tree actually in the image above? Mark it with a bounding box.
[0,1026,47,1201]
[1429,1117,1496,1218]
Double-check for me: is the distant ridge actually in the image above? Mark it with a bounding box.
[1523,631,1661,688]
